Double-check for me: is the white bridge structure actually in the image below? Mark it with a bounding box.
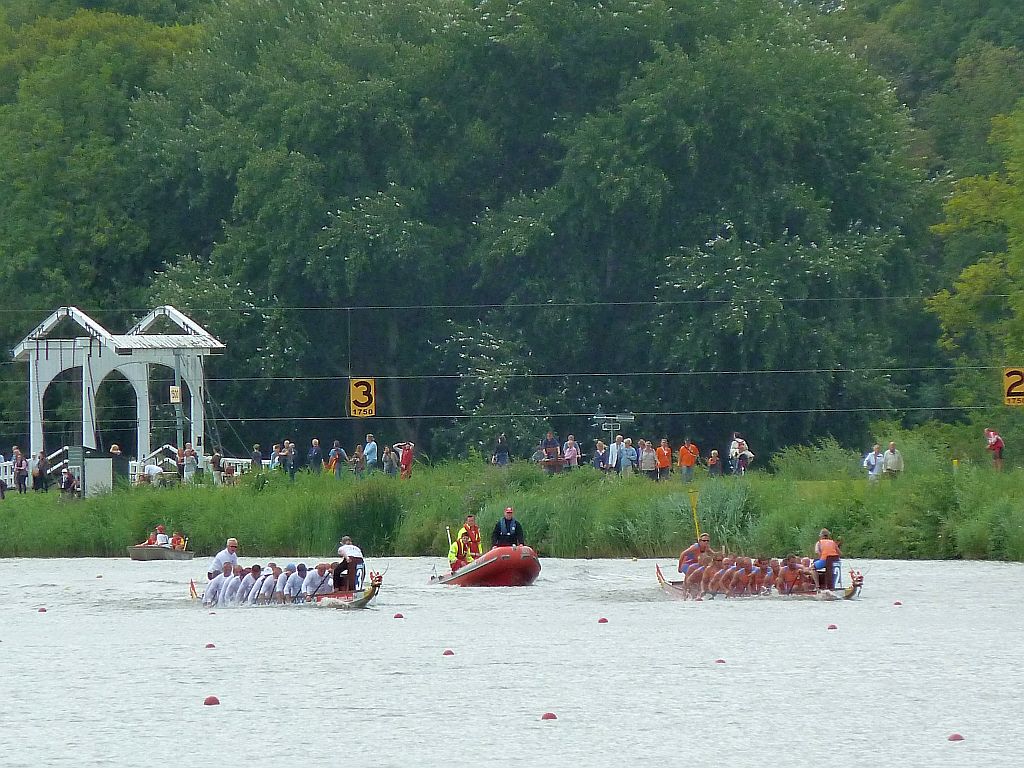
[11,306,225,461]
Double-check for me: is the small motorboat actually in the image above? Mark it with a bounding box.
[431,545,541,587]
[127,545,194,561]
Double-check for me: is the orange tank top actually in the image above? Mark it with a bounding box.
[818,539,840,558]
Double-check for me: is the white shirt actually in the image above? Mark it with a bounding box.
[303,570,333,597]
[259,574,277,600]
[156,533,170,546]
[219,575,241,605]
[203,573,229,606]
[208,547,238,574]
[275,572,290,595]
[338,544,364,559]
[284,572,305,600]
[236,573,256,603]
[144,464,163,478]
[364,441,378,465]
[247,575,269,604]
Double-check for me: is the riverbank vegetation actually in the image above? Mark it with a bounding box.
[1,1,1024,465]
[2,431,1021,560]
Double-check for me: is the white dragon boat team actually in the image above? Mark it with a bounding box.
[201,537,356,606]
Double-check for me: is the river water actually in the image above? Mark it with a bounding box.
[0,556,1020,766]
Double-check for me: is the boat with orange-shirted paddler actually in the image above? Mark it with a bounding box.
[431,545,541,587]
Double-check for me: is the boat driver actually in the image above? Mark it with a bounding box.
[491,506,525,548]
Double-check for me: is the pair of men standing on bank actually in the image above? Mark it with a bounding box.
[447,508,525,572]
[863,442,904,481]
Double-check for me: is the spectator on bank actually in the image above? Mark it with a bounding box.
[327,440,349,479]
[286,440,297,481]
[350,444,367,478]
[655,439,672,481]
[542,431,561,460]
[13,449,29,494]
[882,441,904,478]
[32,450,50,492]
[592,440,609,472]
[176,445,185,479]
[492,433,511,467]
[863,443,884,482]
[621,438,638,476]
[183,442,198,482]
[250,444,263,471]
[364,434,378,472]
[736,439,754,475]
[639,440,658,479]
[563,435,580,469]
[608,435,624,475]
[678,438,700,483]
[395,441,415,479]
[211,451,224,486]
[985,428,1005,472]
[269,443,281,471]
[707,449,723,477]
[382,444,399,476]
[728,433,743,474]
[307,438,323,473]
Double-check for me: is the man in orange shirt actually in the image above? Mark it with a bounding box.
[655,438,672,481]
[677,437,699,483]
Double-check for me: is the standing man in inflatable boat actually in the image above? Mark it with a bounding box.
[492,506,525,548]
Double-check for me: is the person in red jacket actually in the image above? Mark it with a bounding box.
[985,428,1005,472]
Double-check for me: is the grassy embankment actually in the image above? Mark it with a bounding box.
[1,433,1021,560]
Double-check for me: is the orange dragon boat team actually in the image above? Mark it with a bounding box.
[675,529,843,599]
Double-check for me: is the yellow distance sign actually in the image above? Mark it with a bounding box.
[349,378,376,418]
[1004,368,1024,406]
[169,385,182,404]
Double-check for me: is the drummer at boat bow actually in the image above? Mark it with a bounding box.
[449,531,477,572]
[457,514,483,557]
[207,537,239,580]
[678,533,712,574]
[334,536,364,590]
[492,506,525,548]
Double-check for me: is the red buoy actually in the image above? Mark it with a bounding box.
[442,649,455,656]
[714,659,726,664]
[597,617,608,624]
[37,607,47,613]
[893,601,903,606]
[205,643,216,649]
[393,613,404,619]
[541,712,558,720]
[948,733,964,742]
[203,696,220,706]
[827,624,838,630]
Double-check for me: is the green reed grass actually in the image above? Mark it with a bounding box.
[1,447,1021,560]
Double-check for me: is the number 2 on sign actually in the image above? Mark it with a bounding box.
[1004,368,1024,406]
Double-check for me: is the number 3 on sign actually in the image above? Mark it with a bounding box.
[1004,368,1024,406]
[350,378,376,418]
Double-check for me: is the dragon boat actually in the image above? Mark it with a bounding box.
[655,563,863,601]
[127,545,194,561]
[430,545,541,587]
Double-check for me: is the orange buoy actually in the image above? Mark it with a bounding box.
[203,696,220,706]
[714,659,726,664]
[893,601,903,606]
[827,624,838,630]
[37,607,47,613]
[393,613,404,619]
[205,643,216,649]
[598,617,608,624]
[442,649,455,656]
[541,712,558,720]
[948,733,964,742]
